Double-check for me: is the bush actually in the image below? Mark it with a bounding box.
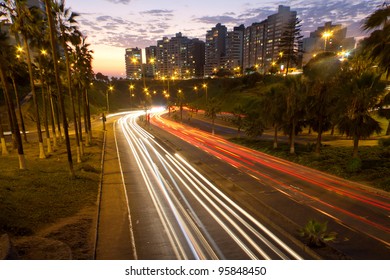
[299,220,337,247]
[379,138,390,147]
[346,157,362,173]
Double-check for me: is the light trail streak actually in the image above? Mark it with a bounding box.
[151,111,390,245]
[115,111,303,259]
[119,114,189,259]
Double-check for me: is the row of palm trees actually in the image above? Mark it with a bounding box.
[233,50,386,159]
[0,0,94,177]
[225,4,389,158]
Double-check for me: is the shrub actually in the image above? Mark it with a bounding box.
[346,157,362,173]
[299,220,337,247]
[379,138,390,147]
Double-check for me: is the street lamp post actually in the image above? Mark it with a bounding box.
[106,85,113,113]
[202,83,208,103]
[322,31,332,51]
[129,84,134,108]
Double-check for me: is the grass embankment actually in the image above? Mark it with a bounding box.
[0,132,103,259]
[230,137,390,191]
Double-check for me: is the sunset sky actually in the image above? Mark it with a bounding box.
[65,0,384,77]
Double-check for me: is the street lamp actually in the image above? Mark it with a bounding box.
[129,84,135,108]
[322,31,332,51]
[106,85,114,113]
[202,83,208,102]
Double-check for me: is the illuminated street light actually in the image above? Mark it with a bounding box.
[202,83,208,102]
[322,31,333,51]
[193,86,198,96]
[129,84,135,108]
[106,85,114,113]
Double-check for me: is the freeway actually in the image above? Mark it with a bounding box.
[149,110,390,259]
[113,110,309,260]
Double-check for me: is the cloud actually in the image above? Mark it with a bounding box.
[195,15,242,25]
[95,15,128,25]
[77,0,384,51]
[105,0,131,4]
[140,9,174,17]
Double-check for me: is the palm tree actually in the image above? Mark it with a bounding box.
[378,93,390,135]
[338,72,385,158]
[0,28,26,168]
[337,54,386,158]
[76,37,94,145]
[304,52,341,155]
[5,0,46,158]
[43,0,74,176]
[205,97,222,135]
[35,41,54,153]
[362,3,390,78]
[260,86,286,149]
[55,1,82,162]
[73,36,93,146]
[7,58,29,143]
[284,76,307,154]
[232,104,245,138]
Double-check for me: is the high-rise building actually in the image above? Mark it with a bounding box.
[243,5,297,73]
[125,48,142,80]
[265,5,297,69]
[154,33,205,79]
[204,23,227,77]
[145,46,157,78]
[225,25,245,73]
[191,39,205,78]
[243,21,267,72]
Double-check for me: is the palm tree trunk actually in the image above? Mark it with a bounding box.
[76,86,84,155]
[273,124,278,149]
[44,0,74,177]
[353,135,359,158]
[53,94,62,140]
[11,75,27,143]
[23,35,46,159]
[0,65,26,169]
[2,82,16,149]
[47,85,57,149]
[315,119,323,155]
[180,103,183,122]
[81,84,88,141]
[38,62,52,154]
[290,118,296,154]
[85,88,92,145]
[212,117,215,135]
[0,113,9,156]
[63,43,81,163]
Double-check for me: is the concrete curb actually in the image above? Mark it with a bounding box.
[93,129,107,260]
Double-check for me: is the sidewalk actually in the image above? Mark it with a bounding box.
[95,121,135,260]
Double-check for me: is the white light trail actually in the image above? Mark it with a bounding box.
[115,112,303,260]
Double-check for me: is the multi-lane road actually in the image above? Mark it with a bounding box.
[113,109,390,259]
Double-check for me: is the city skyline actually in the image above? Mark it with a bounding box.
[66,0,385,77]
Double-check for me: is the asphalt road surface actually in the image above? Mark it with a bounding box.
[112,109,389,259]
[113,111,312,260]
